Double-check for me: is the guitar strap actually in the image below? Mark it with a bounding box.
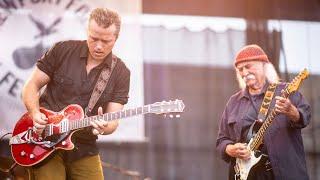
[246,83,278,142]
[84,55,117,116]
[257,83,278,121]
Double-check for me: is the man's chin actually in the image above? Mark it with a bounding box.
[245,80,255,87]
[92,55,106,60]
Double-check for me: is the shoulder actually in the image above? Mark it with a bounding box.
[113,55,130,76]
[223,90,243,110]
[229,90,243,103]
[52,40,85,50]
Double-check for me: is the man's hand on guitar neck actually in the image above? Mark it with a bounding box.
[226,143,251,160]
[91,107,109,135]
[31,111,48,135]
[275,96,300,123]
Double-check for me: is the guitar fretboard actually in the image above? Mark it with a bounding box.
[45,105,152,136]
[249,88,290,151]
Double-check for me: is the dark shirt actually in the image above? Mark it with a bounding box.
[37,40,130,162]
[216,82,311,180]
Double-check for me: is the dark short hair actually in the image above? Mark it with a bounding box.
[89,8,121,38]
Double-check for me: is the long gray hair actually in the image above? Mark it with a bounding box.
[236,62,280,89]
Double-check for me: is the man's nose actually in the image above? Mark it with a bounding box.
[95,41,103,50]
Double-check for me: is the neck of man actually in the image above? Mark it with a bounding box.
[87,54,105,66]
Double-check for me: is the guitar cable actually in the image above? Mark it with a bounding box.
[0,132,12,142]
[0,132,18,176]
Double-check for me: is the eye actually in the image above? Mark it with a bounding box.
[245,64,253,69]
[90,36,98,42]
[237,67,243,72]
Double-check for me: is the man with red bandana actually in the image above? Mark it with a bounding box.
[216,44,311,180]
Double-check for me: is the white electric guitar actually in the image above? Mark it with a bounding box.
[234,69,309,180]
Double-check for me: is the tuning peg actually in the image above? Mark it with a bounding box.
[169,114,174,118]
[163,114,167,118]
[176,114,181,118]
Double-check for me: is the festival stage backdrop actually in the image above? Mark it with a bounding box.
[0,0,145,142]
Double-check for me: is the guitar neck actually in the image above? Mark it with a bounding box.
[52,105,152,134]
[249,87,291,151]
[43,99,185,136]
[73,105,151,130]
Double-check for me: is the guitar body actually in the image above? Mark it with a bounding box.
[11,104,84,166]
[234,139,263,180]
[235,121,268,180]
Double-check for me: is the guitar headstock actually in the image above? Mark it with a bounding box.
[287,68,309,93]
[149,99,185,117]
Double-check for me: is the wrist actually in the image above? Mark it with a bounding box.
[30,109,40,116]
[289,105,300,122]
[225,144,233,156]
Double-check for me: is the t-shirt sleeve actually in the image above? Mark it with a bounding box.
[36,41,63,78]
[110,65,130,105]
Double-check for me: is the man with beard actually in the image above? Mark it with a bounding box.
[216,44,311,180]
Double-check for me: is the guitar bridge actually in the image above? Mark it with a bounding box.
[42,132,71,148]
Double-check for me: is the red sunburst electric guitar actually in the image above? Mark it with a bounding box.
[10,100,185,166]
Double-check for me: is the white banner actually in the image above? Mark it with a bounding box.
[0,0,145,142]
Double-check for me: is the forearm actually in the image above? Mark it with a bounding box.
[288,104,300,123]
[287,92,311,128]
[102,120,119,135]
[22,82,41,115]
[216,137,235,162]
[102,102,123,135]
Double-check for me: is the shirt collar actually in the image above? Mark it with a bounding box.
[79,40,113,68]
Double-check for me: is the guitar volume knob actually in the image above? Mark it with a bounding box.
[20,151,26,156]
[29,154,35,159]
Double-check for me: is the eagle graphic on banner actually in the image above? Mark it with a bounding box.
[12,15,62,69]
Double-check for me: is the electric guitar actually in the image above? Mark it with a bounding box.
[10,100,185,166]
[234,69,309,180]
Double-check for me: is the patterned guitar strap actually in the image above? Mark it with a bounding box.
[85,55,117,117]
[246,83,278,141]
[257,83,278,121]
